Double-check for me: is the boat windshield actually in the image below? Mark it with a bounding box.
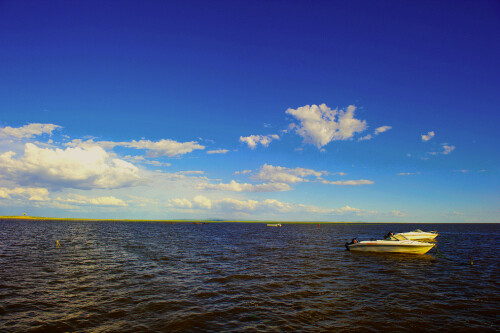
[392,234,409,241]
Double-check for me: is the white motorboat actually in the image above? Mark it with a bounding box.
[345,237,435,254]
[395,229,438,241]
[267,223,282,227]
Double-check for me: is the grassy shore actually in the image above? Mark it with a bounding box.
[0,215,386,224]
[0,216,475,223]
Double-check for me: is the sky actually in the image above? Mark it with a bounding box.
[0,0,499,222]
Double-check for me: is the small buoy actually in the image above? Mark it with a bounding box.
[56,240,61,247]
[470,256,473,265]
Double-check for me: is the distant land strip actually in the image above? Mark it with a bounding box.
[0,216,489,224]
[0,216,361,223]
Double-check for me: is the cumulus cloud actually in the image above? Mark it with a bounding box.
[0,123,61,139]
[198,180,292,192]
[206,149,229,154]
[64,139,117,150]
[427,143,456,156]
[198,164,349,193]
[66,138,205,157]
[357,134,373,141]
[374,126,392,135]
[166,196,383,217]
[357,125,392,141]
[321,179,374,185]
[0,187,49,201]
[166,198,193,209]
[421,131,435,142]
[120,139,205,157]
[254,164,323,183]
[56,194,127,206]
[123,155,171,167]
[193,195,212,209]
[239,134,279,149]
[331,205,362,214]
[167,196,292,213]
[0,143,141,190]
[286,104,367,148]
[442,144,455,155]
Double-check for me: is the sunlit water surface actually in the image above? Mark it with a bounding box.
[0,220,498,332]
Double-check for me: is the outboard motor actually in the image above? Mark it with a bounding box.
[345,238,358,251]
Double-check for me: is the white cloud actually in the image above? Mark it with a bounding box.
[56,194,127,206]
[177,170,204,175]
[0,187,49,201]
[321,179,374,185]
[234,169,252,175]
[391,210,408,217]
[64,139,117,150]
[165,196,384,217]
[127,195,159,207]
[331,205,362,214]
[193,195,212,209]
[442,144,455,155]
[66,138,205,157]
[121,139,205,157]
[421,131,435,142]
[239,134,279,149]
[0,143,141,190]
[167,196,292,213]
[206,149,229,154]
[397,172,418,176]
[0,123,61,139]
[254,164,323,183]
[358,125,392,141]
[374,126,392,135]
[144,160,171,167]
[217,198,260,212]
[198,180,292,192]
[167,198,193,209]
[427,144,456,157]
[123,155,171,167]
[357,134,373,141]
[286,104,367,148]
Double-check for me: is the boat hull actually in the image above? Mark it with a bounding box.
[398,232,438,241]
[348,241,434,254]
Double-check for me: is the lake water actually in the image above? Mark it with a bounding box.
[0,220,498,332]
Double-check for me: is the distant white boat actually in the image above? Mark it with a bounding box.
[345,238,435,254]
[395,229,438,241]
[267,223,282,227]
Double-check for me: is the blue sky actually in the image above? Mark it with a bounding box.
[0,0,499,222]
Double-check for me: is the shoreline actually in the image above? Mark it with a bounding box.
[0,216,495,224]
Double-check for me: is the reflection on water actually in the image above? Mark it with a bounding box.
[0,221,498,332]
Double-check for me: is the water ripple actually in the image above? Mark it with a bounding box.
[0,220,498,332]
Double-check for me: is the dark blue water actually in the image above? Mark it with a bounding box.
[0,220,498,332]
